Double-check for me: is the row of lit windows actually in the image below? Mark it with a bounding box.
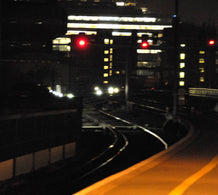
[67,23,172,31]
[53,37,71,44]
[66,30,97,35]
[68,15,157,23]
[179,48,186,86]
[137,49,162,54]
[104,39,113,45]
[65,30,163,38]
[178,49,207,85]
[53,45,71,51]
[137,61,157,68]
[104,57,113,62]
[103,39,113,84]
[198,50,206,82]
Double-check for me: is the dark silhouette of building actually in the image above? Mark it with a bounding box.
[161,23,217,90]
[0,0,67,94]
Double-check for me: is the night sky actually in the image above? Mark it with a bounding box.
[140,0,218,29]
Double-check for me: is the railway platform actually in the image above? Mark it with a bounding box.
[74,112,218,195]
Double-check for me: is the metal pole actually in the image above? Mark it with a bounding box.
[172,0,179,117]
[125,31,137,112]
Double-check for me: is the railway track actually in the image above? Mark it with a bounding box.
[1,98,169,195]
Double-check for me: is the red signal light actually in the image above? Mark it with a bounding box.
[141,41,149,49]
[208,39,215,46]
[76,37,88,48]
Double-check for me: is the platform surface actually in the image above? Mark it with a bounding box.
[74,114,218,195]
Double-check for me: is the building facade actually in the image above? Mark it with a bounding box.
[53,1,172,96]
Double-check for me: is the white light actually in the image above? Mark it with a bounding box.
[96,90,103,96]
[58,93,63,98]
[114,87,120,93]
[67,93,74,99]
[94,86,99,91]
[108,87,114,94]
[116,2,125,6]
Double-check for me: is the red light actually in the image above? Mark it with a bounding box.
[141,41,149,49]
[76,38,88,48]
[208,40,215,46]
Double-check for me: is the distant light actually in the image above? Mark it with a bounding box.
[67,93,74,99]
[96,90,103,96]
[94,86,100,91]
[173,15,177,18]
[58,93,63,98]
[108,87,114,94]
[208,39,215,46]
[116,2,125,6]
[141,41,149,49]
[76,37,88,48]
[114,87,120,93]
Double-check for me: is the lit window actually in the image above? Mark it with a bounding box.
[53,37,71,44]
[179,72,185,78]
[110,48,113,53]
[116,2,125,6]
[104,73,109,77]
[199,58,205,63]
[109,63,113,69]
[199,67,204,73]
[109,70,112,76]
[180,62,185,68]
[112,32,132,36]
[104,39,109,44]
[180,53,185,60]
[104,50,109,54]
[110,39,113,44]
[110,55,113,60]
[52,45,71,51]
[179,81,185,86]
[158,33,163,38]
[116,71,120,74]
[103,81,109,84]
[104,58,109,62]
[200,77,204,82]
[104,66,109,69]
[199,51,205,54]
[180,44,186,47]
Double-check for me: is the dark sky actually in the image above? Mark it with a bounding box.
[140,0,218,28]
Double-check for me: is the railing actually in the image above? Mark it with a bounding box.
[188,88,218,99]
[0,107,82,182]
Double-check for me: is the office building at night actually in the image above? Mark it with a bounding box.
[52,0,172,95]
[0,0,67,94]
[161,24,217,89]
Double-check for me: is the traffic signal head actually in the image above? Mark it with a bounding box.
[208,39,215,46]
[141,41,149,49]
[76,37,88,49]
